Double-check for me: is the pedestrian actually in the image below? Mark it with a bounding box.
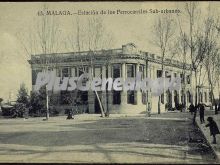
[189,103,195,115]
[205,117,220,144]
[193,104,198,125]
[66,108,74,120]
[215,103,218,114]
[199,103,205,124]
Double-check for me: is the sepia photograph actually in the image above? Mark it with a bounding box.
[0,1,220,164]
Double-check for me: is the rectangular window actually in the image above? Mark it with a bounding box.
[112,64,121,79]
[139,65,144,78]
[157,70,162,78]
[32,69,42,85]
[78,67,84,76]
[127,64,136,78]
[56,68,61,77]
[127,91,135,104]
[94,66,102,78]
[113,91,121,104]
[180,74,185,83]
[78,66,89,76]
[62,67,70,77]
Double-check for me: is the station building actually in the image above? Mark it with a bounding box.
[28,43,211,114]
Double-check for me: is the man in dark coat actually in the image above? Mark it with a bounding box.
[206,117,220,144]
[199,103,205,124]
[189,103,195,115]
[215,103,218,114]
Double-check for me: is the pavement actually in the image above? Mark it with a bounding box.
[0,111,218,163]
[196,110,220,162]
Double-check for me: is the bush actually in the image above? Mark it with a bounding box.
[2,103,27,118]
[29,88,46,116]
[17,83,29,106]
[11,103,27,118]
[2,106,14,116]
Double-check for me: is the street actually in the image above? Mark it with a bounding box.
[0,112,218,163]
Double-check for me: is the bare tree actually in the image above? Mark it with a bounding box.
[173,29,188,108]
[66,16,114,117]
[175,2,220,109]
[175,2,206,106]
[150,15,176,114]
[17,4,63,120]
[201,11,220,108]
[184,2,207,106]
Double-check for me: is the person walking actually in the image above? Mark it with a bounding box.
[189,103,195,115]
[206,117,220,144]
[215,103,218,115]
[199,103,205,124]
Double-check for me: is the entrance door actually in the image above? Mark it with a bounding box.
[166,90,172,110]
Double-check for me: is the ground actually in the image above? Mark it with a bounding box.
[196,111,220,160]
[0,112,218,163]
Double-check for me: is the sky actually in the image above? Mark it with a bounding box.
[0,2,219,102]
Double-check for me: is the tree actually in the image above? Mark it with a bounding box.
[201,9,220,108]
[17,4,63,120]
[184,2,207,106]
[17,83,29,106]
[150,15,176,114]
[176,2,207,107]
[15,83,30,118]
[29,87,46,116]
[66,17,114,117]
[174,31,188,108]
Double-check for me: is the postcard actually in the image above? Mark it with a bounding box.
[0,1,219,164]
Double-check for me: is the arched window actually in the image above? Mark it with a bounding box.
[199,92,203,103]
[204,92,207,103]
[187,91,191,103]
[174,90,179,104]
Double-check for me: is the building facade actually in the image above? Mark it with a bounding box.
[29,43,211,114]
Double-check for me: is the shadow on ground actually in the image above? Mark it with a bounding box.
[0,113,217,163]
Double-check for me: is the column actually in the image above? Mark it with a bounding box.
[171,71,175,108]
[107,65,112,112]
[121,63,127,106]
[88,66,95,113]
[146,63,151,114]
[76,67,79,77]
[136,63,142,105]
[101,66,107,113]
[177,90,180,105]
[54,68,61,105]
[162,69,167,112]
